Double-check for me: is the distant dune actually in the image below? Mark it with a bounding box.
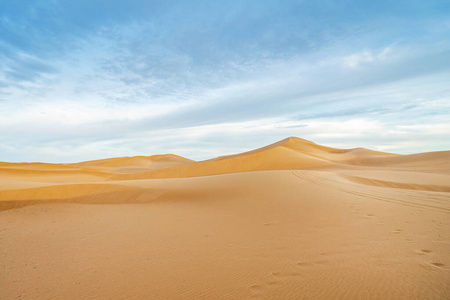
[1,137,449,299]
[71,153,195,173]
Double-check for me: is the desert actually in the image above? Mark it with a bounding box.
[1,137,449,299]
[2,1,449,299]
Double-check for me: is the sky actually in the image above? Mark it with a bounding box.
[1,0,449,163]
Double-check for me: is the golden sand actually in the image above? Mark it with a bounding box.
[1,137,449,299]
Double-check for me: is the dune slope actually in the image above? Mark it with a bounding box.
[0,137,449,299]
[108,137,399,180]
[70,154,195,174]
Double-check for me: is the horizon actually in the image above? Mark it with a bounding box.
[1,135,446,165]
[1,1,449,163]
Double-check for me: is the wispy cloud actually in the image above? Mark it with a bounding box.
[342,47,392,69]
[0,1,449,162]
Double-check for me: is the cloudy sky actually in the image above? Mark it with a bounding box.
[1,1,449,163]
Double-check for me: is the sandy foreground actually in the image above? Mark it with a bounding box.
[0,137,449,299]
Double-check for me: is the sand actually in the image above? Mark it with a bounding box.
[0,137,449,299]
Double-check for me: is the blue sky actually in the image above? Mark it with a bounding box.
[1,0,449,162]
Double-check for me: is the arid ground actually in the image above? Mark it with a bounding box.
[1,137,449,299]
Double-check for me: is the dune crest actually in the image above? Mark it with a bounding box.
[108,137,397,180]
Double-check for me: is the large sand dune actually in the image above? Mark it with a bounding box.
[0,137,449,299]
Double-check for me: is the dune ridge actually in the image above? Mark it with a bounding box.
[0,137,449,299]
[0,136,448,212]
[108,137,400,181]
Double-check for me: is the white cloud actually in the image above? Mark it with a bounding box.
[342,47,391,69]
[343,50,374,68]
[1,20,449,163]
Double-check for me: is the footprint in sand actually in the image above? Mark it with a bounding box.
[416,249,433,255]
[270,270,300,279]
[392,229,403,234]
[250,285,262,291]
[268,280,279,286]
[430,262,445,268]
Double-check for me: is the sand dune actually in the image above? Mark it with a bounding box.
[108,137,399,180]
[346,150,450,173]
[70,154,194,174]
[0,137,449,299]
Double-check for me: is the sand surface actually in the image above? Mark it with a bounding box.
[1,137,449,299]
